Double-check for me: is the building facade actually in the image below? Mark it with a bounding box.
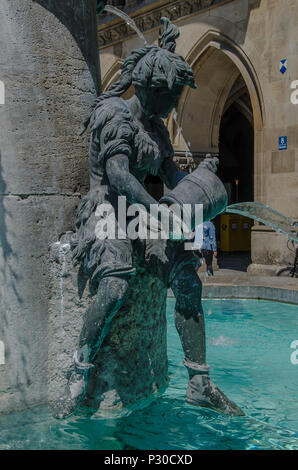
[98,0,298,273]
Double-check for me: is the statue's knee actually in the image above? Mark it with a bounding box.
[99,276,129,303]
[110,277,128,297]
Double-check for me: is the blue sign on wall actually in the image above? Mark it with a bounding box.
[280,59,287,75]
[279,136,287,150]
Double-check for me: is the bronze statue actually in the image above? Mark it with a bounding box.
[52,18,243,419]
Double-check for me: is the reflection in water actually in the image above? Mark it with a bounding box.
[208,335,237,347]
[226,202,298,243]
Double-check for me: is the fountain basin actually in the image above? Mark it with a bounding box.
[0,298,297,450]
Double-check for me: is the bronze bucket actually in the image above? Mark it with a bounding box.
[160,165,228,230]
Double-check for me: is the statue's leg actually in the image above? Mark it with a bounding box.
[51,275,129,419]
[77,276,129,364]
[171,265,244,416]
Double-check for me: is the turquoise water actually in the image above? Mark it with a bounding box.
[0,299,297,450]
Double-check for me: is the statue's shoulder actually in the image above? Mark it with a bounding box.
[89,97,134,133]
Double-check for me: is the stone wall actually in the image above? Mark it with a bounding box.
[0,0,100,413]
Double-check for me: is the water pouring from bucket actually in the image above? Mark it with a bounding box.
[102,3,148,46]
[226,202,298,244]
[161,156,298,245]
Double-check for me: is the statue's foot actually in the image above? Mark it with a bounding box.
[51,351,94,420]
[186,374,244,416]
[51,371,88,420]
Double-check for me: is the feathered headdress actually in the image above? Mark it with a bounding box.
[131,17,196,90]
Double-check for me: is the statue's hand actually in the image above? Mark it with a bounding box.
[198,154,219,174]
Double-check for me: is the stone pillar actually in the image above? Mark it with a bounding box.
[0,0,100,413]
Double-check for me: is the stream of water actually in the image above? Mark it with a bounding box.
[173,109,193,163]
[104,4,148,45]
[226,202,298,244]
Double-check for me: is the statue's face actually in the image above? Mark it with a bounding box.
[135,85,184,118]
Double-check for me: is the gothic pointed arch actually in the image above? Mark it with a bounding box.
[170,30,265,154]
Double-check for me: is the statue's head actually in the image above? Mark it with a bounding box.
[82,18,196,133]
[130,18,196,118]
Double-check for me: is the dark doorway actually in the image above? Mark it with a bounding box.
[215,78,254,258]
[218,81,254,204]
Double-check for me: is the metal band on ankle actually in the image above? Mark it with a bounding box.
[183,358,210,375]
[73,351,94,374]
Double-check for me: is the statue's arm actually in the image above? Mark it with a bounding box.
[159,157,187,190]
[106,154,158,210]
[106,154,191,239]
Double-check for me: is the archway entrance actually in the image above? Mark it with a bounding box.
[170,39,263,267]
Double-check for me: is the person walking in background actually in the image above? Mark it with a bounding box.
[194,220,218,276]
